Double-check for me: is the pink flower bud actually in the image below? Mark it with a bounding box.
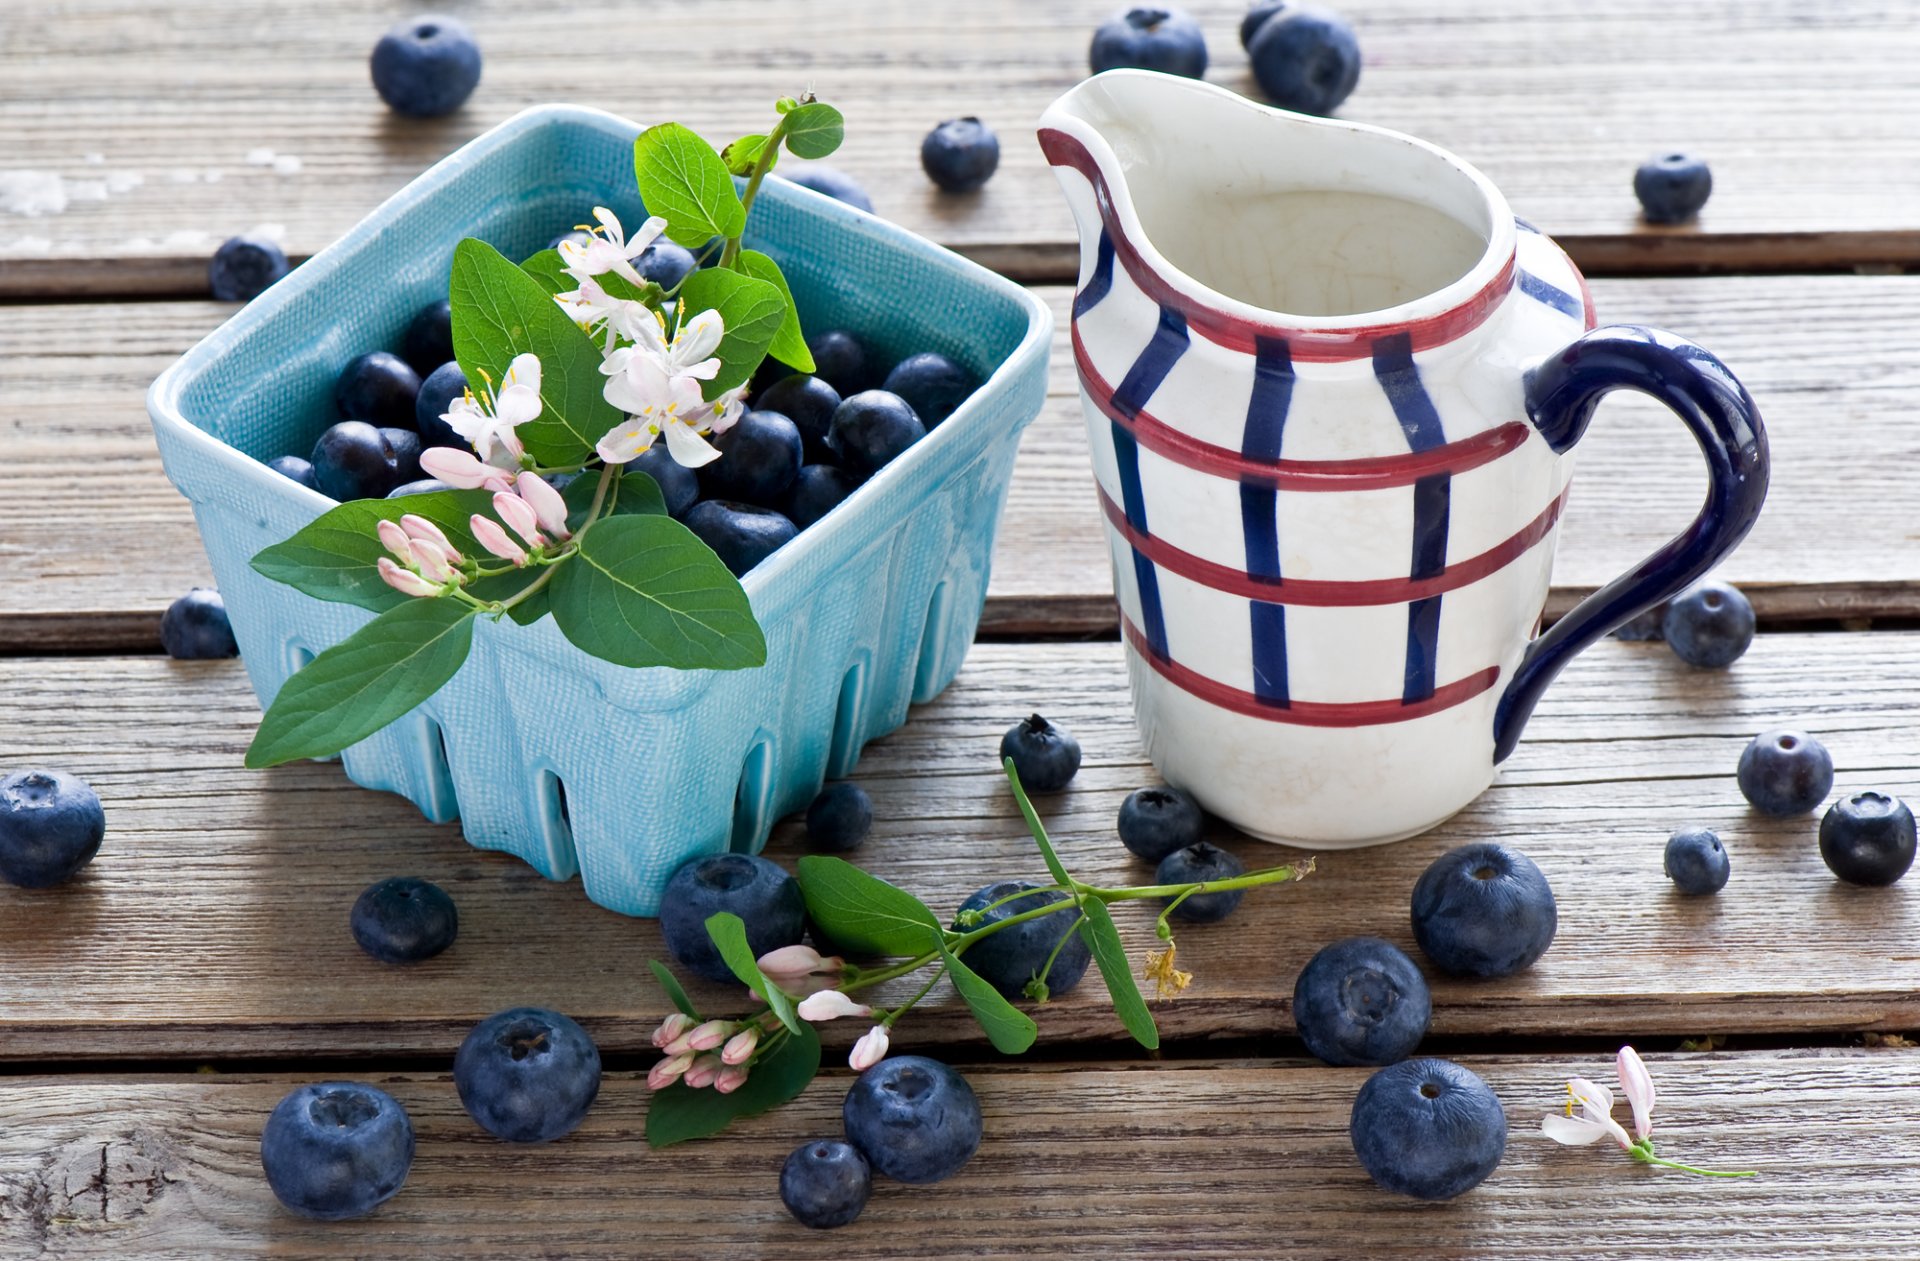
[682,1053,724,1090]
[493,490,545,548]
[420,445,499,490]
[713,1065,750,1095]
[399,514,458,560]
[686,1019,734,1052]
[646,1050,694,1090]
[651,1012,697,1049]
[720,1026,759,1066]
[757,944,841,990]
[470,513,529,565]
[377,556,441,598]
[517,471,571,538]
[849,1024,890,1071]
[408,537,459,585]
[796,990,871,1023]
[376,518,413,562]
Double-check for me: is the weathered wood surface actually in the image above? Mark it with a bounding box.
[5,1,1920,297]
[4,634,1920,1062]
[1,1052,1915,1259]
[8,274,1919,653]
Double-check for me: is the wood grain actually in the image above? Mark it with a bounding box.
[8,274,1918,651]
[2,1052,1916,1259]
[4,1,1920,296]
[4,634,1920,1062]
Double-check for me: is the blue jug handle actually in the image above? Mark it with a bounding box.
[1491,324,1770,763]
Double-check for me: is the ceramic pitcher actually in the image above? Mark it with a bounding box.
[1040,71,1769,847]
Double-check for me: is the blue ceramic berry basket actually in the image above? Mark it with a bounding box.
[148,104,1052,916]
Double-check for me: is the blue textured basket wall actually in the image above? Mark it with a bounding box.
[147,105,1052,917]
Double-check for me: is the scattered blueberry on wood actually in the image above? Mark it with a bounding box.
[1293,936,1432,1067]
[920,118,1001,194]
[1117,785,1204,863]
[805,782,873,853]
[1410,842,1557,978]
[1736,729,1833,816]
[1155,841,1246,923]
[1819,792,1917,887]
[950,880,1092,1000]
[1349,1059,1507,1200]
[454,1007,602,1144]
[1635,152,1713,224]
[260,1083,414,1220]
[209,234,289,302]
[1662,579,1753,668]
[1246,4,1363,116]
[160,587,239,659]
[1000,713,1082,792]
[658,853,805,982]
[0,769,106,889]
[842,1056,983,1185]
[370,15,482,118]
[1089,7,1210,78]
[1239,0,1289,48]
[350,876,459,963]
[1610,602,1668,641]
[1663,827,1730,895]
[781,1139,873,1229]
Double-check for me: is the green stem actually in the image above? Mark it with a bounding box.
[721,105,799,269]
[1631,1140,1755,1178]
[1031,914,1087,995]
[1079,862,1313,904]
[883,964,948,1028]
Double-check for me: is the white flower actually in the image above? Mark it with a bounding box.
[554,274,657,348]
[795,990,871,1023]
[849,1024,890,1071]
[1541,1074,1634,1150]
[597,355,744,469]
[628,307,725,381]
[557,206,667,289]
[1616,1045,1657,1142]
[420,446,515,492]
[441,352,542,467]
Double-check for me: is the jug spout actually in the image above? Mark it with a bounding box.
[1039,70,1516,338]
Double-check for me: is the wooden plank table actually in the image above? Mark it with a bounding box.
[5,2,1919,1257]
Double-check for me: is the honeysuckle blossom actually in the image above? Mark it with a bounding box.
[515,471,571,539]
[492,489,544,548]
[375,516,465,596]
[685,1020,734,1053]
[651,1012,697,1049]
[647,1050,694,1090]
[420,445,515,493]
[849,1024,890,1071]
[1541,1045,1755,1178]
[628,307,724,381]
[440,352,542,467]
[756,945,844,992]
[713,1064,750,1094]
[598,352,746,468]
[720,1026,759,1066]
[796,990,871,1023]
[408,537,460,585]
[682,1054,724,1090]
[377,556,443,598]
[469,513,529,566]
[557,206,668,289]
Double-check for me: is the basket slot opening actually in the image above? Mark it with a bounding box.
[285,642,315,674]
[534,768,578,875]
[730,738,775,855]
[415,716,460,822]
[826,659,869,780]
[912,580,953,702]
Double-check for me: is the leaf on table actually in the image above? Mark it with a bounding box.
[782,103,845,160]
[244,599,477,768]
[1004,756,1073,886]
[796,856,944,958]
[649,960,702,1020]
[633,122,747,248]
[646,1023,820,1147]
[250,490,498,613]
[704,911,801,1035]
[675,267,788,398]
[940,945,1038,1054]
[548,514,766,670]
[1078,899,1159,1050]
[735,249,815,373]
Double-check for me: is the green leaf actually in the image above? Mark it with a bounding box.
[675,267,787,399]
[735,250,814,374]
[244,600,477,768]
[939,945,1037,1053]
[519,247,570,297]
[782,103,845,160]
[1078,899,1159,1050]
[633,123,747,248]
[1004,756,1073,886]
[721,133,773,177]
[796,856,944,958]
[548,514,766,671]
[704,911,802,1035]
[646,1023,819,1147]
[649,960,701,1020]
[250,490,499,613]
[450,238,619,466]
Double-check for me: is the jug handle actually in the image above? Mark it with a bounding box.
[1492,324,1770,763]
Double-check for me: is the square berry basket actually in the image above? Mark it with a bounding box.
[147,105,1052,916]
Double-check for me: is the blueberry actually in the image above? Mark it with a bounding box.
[454,1007,601,1143]
[351,876,458,963]
[683,500,798,577]
[920,118,1000,194]
[381,426,424,485]
[1819,792,1917,887]
[209,234,289,302]
[842,1056,982,1185]
[370,15,482,118]
[1736,729,1833,816]
[783,164,876,214]
[658,853,805,982]
[1239,0,1289,48]
[1409,843,1557,978]
[951,880,1092,1001]
[414,361,468,448]
[1155,842,1246,923]
[1664,827,1730,895]
[1090,7,1209,77]
[1247,5,1363,116]
[780,1139,872,1229]
[1293,936,1432,1067]
[400,299,454,375]
[756,373,843,462]
[701,410,803,506]
[807,329,883,396]
[0,770,106,889]
[781,464,862,530]
[634,241,698,291]
[828,391,925,475]
[388,478,453,498]
[311,421,401,501]
[1116,786,1204,863]
[1000,713,1082,793]
[881,352,977,428]
[1610,603,1667,641]
[335,351,422,427]
[806,782,873,853]
[630,446,701,519]
[260,1082,414,1220]
[268,454,319,490]
[1349,1059,1506,1200]
[1662,580,1753,668]
[160,587,238,659]
[1635,152,1713,224]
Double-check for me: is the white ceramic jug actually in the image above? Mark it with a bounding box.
[1041,71,1768,847]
